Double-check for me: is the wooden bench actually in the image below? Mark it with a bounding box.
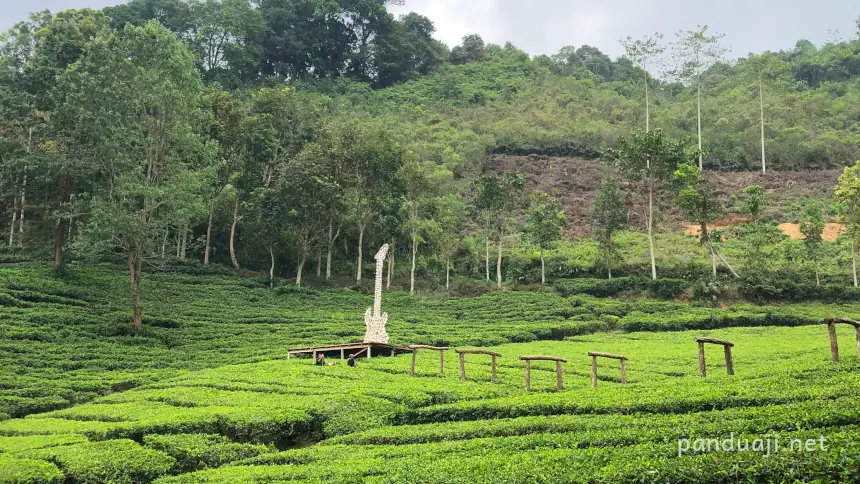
[587,352,628,388]
[823,318,860,362]
[519,355,566,392]
[455,349,502,382]
[407,345,449,376]
[694,337,734,377]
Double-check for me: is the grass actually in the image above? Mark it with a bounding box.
[2,262,860,482]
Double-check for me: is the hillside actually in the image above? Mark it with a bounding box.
[486,154,842,236]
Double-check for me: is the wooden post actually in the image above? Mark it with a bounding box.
[525,360,531,392]
[856,325,860,359]
[391,348,395,357]
[340,349,345,360]
[620,358,627,384]
[591,355,598,389]
[697,341,706,377]
[829,322,840,363]
[440,350,445,374]
[312,351,317,361]
[491,355,497,383]
[367,346,372,359]
[287,352,291,360]
[410,349,417,376]
[458,352,465,381]
[724,345,734,376]
[555,360,563,391]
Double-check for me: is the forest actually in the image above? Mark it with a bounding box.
[1,0,860,328]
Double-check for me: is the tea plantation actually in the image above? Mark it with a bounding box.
[2,263,860,483]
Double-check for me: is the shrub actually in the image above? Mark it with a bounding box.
[143,433,271,473]
[0,455,64,484]
[553,277,687,299]
[30,439,174,484]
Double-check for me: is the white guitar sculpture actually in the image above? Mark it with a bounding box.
[363,244,390,344]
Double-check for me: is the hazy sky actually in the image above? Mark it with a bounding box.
[2,0,858,59]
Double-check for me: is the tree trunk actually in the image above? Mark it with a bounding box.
[703,222,717,277]
[356,224,365,284]
[54,219,65,267]
[161,229,168,259]
[485,231,490,281]
[204,206,214,264]
[816,268,820,287]
[8,193,17,246]
[18,171,26,244]
[269,246,275,289]
[180,222,188,260]
[540,247,546,285]
[608,266,612,279]
[645,70,650,133]
[326,218,339,281]
[647,181,657,280]
[129,254,143,332]
[230,198,239,269]
[707,242,739,278]
[496,238,503,289]
[697,73,703,169]
[296,253,307,287]
[387,244,394,289]
[316,249,321,278]
[853,234,858,288]
[175,230,181,258]
[410,234,417,295]
[446,257,450,291]
[759,73,766,175]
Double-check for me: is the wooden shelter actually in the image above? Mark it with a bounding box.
[408,345,449,376]
[587,352,627,388]
[455,349,502,382]
[287,343,410,361]
[519,355,566,392]
[822,318,860,362]
[694,337,734,377]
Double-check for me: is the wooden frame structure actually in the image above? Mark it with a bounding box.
[823,318,860,362]
[408,345,449,376]
[694,337,734,377]
[519,355,566,392]
[287,343,410,360]
[587,352,627,388]
[455,349,502,382]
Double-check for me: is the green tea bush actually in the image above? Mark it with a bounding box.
[0,455,64,484]
[143,433,271,473]
[553,277,687,299]
[29,439,174,483]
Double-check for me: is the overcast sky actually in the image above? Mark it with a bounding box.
[2,0,858,59]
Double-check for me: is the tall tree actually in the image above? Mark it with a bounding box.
[58,21,209,330]
[799,200,825,286]
[674,163,738,278]
[202,87,245,265]
[591,178,627,279]
[344,122,403,284]
[185,0,265,87]
[743,52,781,174]
[473,172,525,289]
[674,26,728,169]
[523,190,566,285]
[398,158,437,295]
[604,130,696,280]
[436,192,465,291]
[620,33,663,133]
[835,161,860,287]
